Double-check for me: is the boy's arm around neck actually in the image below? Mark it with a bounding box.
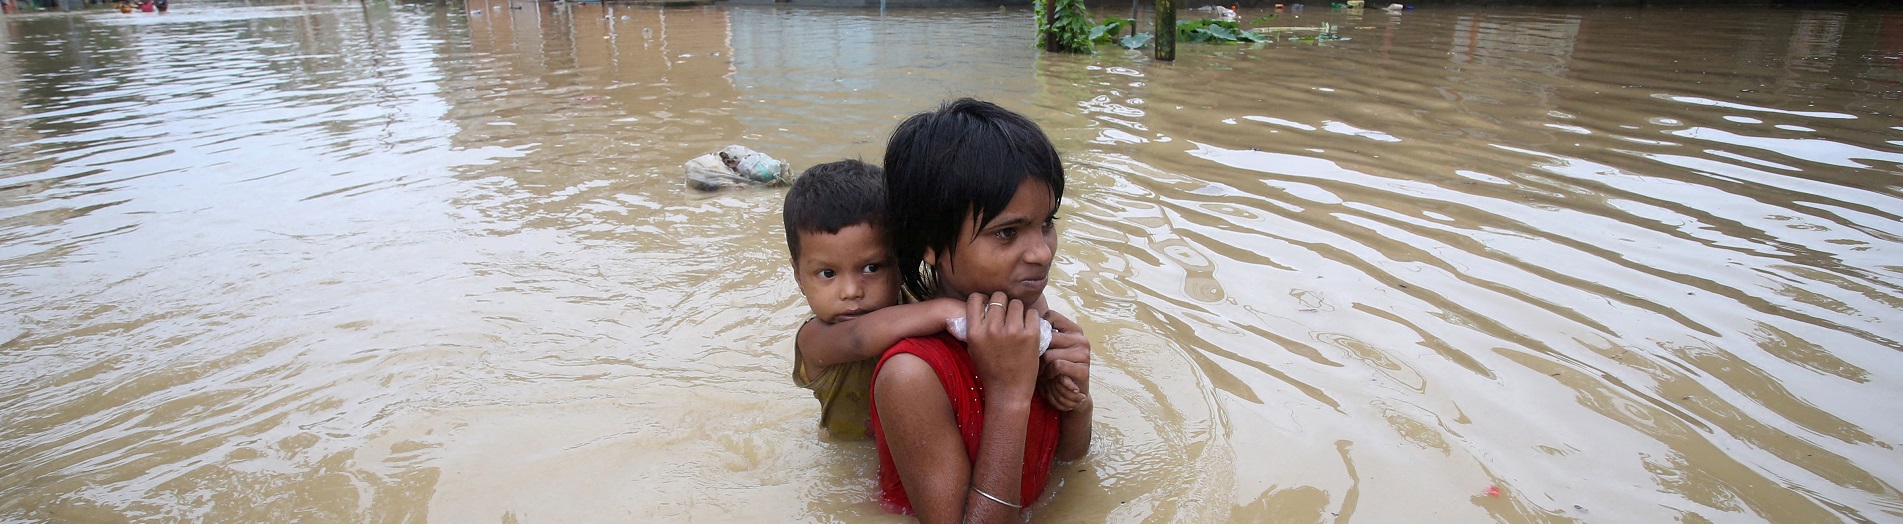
[796,298,965,375]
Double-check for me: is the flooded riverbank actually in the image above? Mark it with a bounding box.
[2,1,1899,521]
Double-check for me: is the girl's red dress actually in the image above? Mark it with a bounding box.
[868,333,1062,514]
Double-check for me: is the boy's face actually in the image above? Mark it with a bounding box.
[793,223,901,324]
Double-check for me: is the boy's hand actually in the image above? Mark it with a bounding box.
[1039,310,1091,406]
[1039,374,1085,411]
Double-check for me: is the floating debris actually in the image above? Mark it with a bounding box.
[683,145,792,190]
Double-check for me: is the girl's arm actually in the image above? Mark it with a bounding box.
[796,298,964,380]
[877,294,1041,523]
[876,354,1032,524]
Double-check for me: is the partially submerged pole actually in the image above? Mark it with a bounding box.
[1129,0,1140,37]
[1155,0,1174,61]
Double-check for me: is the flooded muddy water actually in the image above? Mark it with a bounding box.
[1,1,1899,521]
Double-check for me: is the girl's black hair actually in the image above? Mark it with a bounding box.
[782,159,886,261]
[883,98,1066,300]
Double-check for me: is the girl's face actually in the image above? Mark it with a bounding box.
[929,178,1059,304]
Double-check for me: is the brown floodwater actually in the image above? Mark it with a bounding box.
[1,1,1899,521]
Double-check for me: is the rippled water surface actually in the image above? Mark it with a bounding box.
[2,1,1900,521]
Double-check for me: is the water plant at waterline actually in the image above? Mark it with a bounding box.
[1175,18,1269,43]
[1090,17,1151,50]
[1088,17,1275,50]
[1088,16,1343,51]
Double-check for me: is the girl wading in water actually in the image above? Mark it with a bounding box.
[869,99,1094,522]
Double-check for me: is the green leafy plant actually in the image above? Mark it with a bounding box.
[1084,16,1273,51]
[1036,0,1095,53]
[1118,33,1153,49]
[1090,17,1135,44]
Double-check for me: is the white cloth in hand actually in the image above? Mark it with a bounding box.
[945,317,1052,356]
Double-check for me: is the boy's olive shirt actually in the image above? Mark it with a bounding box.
[793,344,875,441]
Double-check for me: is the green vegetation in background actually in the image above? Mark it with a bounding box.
[1089,16,1135,44]
[1036,0,1095,53]
[1084,14,1275,50]
[1055,10,1348,53]
[1089,16,1158,49]
[1176,18,1269,43]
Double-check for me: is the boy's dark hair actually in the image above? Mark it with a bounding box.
[783,159,886,261]
[884,98,1066,300]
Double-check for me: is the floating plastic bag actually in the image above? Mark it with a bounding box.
[683,153,745,190]
[722,145,790,184]
[683,145,791,190]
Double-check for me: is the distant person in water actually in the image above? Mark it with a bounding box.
[869,98,1094,521]
[782,159,1084,441]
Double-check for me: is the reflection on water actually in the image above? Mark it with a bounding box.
[1,1,1900,522]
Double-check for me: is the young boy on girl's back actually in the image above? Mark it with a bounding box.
[785,159,963,439]
[784,159,1081,440]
